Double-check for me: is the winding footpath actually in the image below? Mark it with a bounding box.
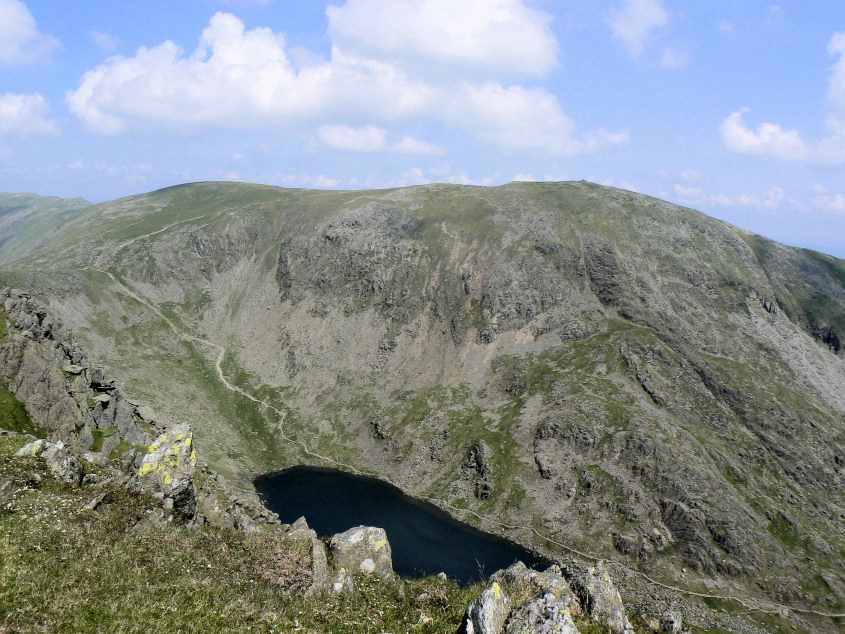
[95,233,843,623]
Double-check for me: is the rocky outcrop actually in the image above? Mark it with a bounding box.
[329,525,395,583]
[464,581,511,634]
[462,561,636,634]
[0,288,157,461]
[14,439,84,486]
[462,440,494,499]
[137,422,197,523]
[570,562,634,634]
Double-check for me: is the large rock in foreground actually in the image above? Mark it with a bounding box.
[329,525,394,583]
[138,422,197,522]
[464,581,511,634]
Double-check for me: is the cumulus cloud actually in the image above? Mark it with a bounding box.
[0,0,58,64]
[326,0,557,79]
[673,183,788,210]
[66,10,624,156]
[317,124,386,152]
[721,31,845,164]
[449,83,628,154]
[66,13,434,134]
[391,136,444,155]
[719,109,810,161]
[316,124,444,154]
[608,0,667,58]
[0,93,58,136]
[812,193,845,213]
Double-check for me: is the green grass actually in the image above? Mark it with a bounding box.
[0,386,44,437]
[0,433,482,632]
[89,428,116,453]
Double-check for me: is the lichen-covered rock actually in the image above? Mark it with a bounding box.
[493,562,580,615]
[138,422,197,522]
[571,562,634,634]
[329,525,394,581]
[504,592,579,634]
[464,581,511,634]
[15,439,84,486]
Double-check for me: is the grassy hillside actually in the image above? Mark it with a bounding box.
[0,192,91,265]
[0,431,481,633]
[1,181,842,630]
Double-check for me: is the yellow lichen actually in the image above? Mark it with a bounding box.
[492,582,502,600]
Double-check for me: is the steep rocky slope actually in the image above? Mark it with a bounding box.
[1,181,842,629]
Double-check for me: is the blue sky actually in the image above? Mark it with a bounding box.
[1,1,844,257]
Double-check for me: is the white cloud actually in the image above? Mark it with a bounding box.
[278,173,342,188]
[391,136,444,155]
[66,11,623,157]
[608,0,667,58]
[90,30,118,51]
[326,0,557,79]
[513,173,535,181]
[720,107,845,164]
[66,13,434,134]
[763,185,785,209]
[0,0,57,64]
[397,167,431,186]
[721,32,845,164]
[449,83,628,154]
[317,124,386,152]
[719,109,810,161]
[680,169,703,181]
[673,183,789,210]
[0,93,58,136]
[316,125,443,154]
[812,193,845,213]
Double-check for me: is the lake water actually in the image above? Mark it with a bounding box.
[254,466,551,585]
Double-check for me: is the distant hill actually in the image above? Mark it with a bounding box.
[0,192,91,265]
[1,180,842,630]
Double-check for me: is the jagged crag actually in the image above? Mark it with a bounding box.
[0,181,843,632]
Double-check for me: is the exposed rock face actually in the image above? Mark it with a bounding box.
[492,562,581,634]
[329,525,395,582]
[463,562,632,634]
[464,581,511,634]
[505,593,579,634]
[570,562,634,634]
[463,440,494,499]
[0,288,156,459]
[138,422,197,522]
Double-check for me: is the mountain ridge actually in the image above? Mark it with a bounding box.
[0,180,842,631]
